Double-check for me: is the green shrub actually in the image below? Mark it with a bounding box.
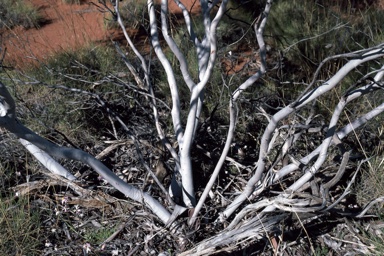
[6,44,132,147]
[0,195,43,255]
[0,0,44,29]
[355,153,384,214]
[105,0,148,30]
[34,44,127,85]
[84,226,117,244]
[266,0,384,82]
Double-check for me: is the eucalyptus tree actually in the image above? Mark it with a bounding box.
[1,0,384,254]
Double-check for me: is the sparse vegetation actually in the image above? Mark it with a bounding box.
[360,221,384,254]
[266,0,384,83]
[356,153,384,211]
[62,0,83,4]
[9,44,132,147]
[0,0,44,29]
[105,0,148,30]
[0,0,384,255]
[84,225,117,244]
[0,194,43,255]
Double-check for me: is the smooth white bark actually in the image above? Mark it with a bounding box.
[19,138,76,180]
[221,45,384,220]
[189,0,272,225]
[145,0,229,208]
[0,82,171,224]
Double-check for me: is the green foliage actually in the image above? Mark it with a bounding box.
[355,153,384,214]
[0,162,18,196]
[259,0,384,133]
[363,228,384,254]
[0,0,44,29]
[0,195,42,255]
[34,45,126,84]
[314,245,329,256]
[105,0,148,30]
[84,226,116,244]
[355,215,384,255]
[266,0,384,82]
[9,44,130,146]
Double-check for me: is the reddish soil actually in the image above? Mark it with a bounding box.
[167,0,200,13]
[0,0,201,69]
[1,0,109,68]
[1,0,383,70]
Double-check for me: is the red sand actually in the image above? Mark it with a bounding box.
[1,0,200,69]
[1,0,383,70]
[1,0,109,68]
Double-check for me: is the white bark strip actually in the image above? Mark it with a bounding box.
[19,138,76,180]
[221,45,384,220]
[0,82,171,224]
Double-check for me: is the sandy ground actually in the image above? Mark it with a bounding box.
[0,0,200,69]
[1,0,109,68]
